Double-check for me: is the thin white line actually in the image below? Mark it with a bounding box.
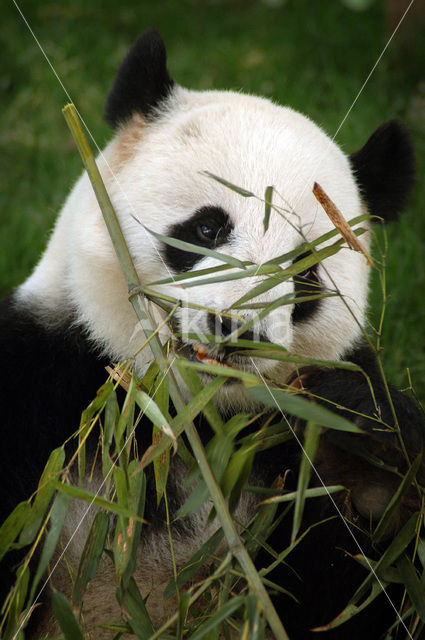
[9,2,416,636]
[7,6,181,634]
[252,0,415,292]
[11,0,175,283]
[295,0,416,236]
[332,0,416,142]
[250,359,414,639]
[12,357,176,639]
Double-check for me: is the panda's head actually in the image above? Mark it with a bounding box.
[19,29,414,410]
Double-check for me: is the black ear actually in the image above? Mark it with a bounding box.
[105,29,175,129]
[349,120,415,222]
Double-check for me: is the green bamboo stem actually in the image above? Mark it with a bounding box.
[62,103,290,640]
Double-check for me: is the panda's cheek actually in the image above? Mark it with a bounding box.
[174,305,210,339]
[264,306,294,349]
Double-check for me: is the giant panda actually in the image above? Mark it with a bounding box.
[1,28,424,640]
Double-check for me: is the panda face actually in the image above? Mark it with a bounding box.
[17,30,413,411]
[98,88,370,399]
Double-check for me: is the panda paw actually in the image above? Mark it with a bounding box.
[291,364,425,529]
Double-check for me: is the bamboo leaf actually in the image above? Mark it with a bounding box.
[3,565,30,640]
[351,554,402,583]
[373,453,422,544]
[396,553,425,622]
[174,262,280,289]
[113,465,128,507]
[350,512,419,607]
[263,185,273,233]
[19,446,65,546]
[233,292,335,311]
[231,276,286,308]
[144,225,248,269]
[245,386,362,433]
[260,516,337,577]
[176,232,350,297]
[176,429,236,519]
[312,581,385,632]
[244,594,265,640]
[178,364,225,436]
[114,462,146,587]
[72,511,109,606]
[115,376,136,452]
[141,374,227,469]
[152,428,170,506]
[189,595,245,640]
[262,484,345,504]
[116,577,155,638]
[264,215,369,266]
[28,492,70,604]
[222,443,257,513]
[134,388,176,453]
[53,481,146,523]
[202,171,255,197]
[79,381,115,480]
[0,502,31,561]
[149,216,369,286]
[149,262,232,286]
[51,590,85,640]
[232,239,344,307]
[103,389,120,479]
[177,357,259,385]
[175,335,360,374]
[417,537,425,570]
[173,478,212,522]
[177,590,191,640]
[164,528,224,599]
[234,348,360,372]
[291,422,321,542]
[245,475,284,559]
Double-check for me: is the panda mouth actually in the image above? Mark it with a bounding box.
[176,339,264,373]
[190,343,236,368]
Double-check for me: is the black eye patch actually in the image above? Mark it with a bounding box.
[291,251,322,323]
[162,206,233,272]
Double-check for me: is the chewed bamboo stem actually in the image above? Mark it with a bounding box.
[62,103,290,640]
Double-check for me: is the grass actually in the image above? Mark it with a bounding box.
[1,7,425,634]
[1,0,424,400]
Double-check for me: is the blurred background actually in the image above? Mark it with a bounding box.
[1,0,424,398]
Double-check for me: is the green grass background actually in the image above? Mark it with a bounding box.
[1,0,424,400]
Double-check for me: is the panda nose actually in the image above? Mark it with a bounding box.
[207,313,262,342]
[208,313,242,338]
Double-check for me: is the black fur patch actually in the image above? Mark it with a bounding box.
[0,295,112,602]
[162,206,233,272]
[0,294,211,610]
[255,343,425,638]
[207,312,269,342]
[349,119,415,222]
[0,296,109,520]
[105,29,175,128]
[291,252,322,323]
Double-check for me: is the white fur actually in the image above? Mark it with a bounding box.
[16,82,374,640]
[17,86,370,408]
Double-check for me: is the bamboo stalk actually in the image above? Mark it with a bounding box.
[62,103,290,640]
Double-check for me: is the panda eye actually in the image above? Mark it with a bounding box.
[163,206,233,272]
[196,222,219,243]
